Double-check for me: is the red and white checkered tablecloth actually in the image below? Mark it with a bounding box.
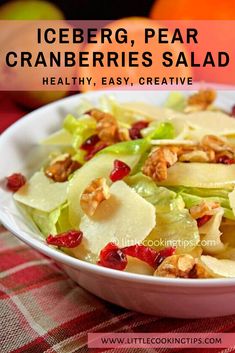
[1,95,235,353]
[1,225,235,353]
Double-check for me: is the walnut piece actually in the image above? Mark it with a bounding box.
[154,254,209,278]
[80,177,110,217]
[87,108,119,143]
[186,89,216,110]
[142,146,178,182]
[163,146,179,166]
[176,135,235,163]
[201,147,216,162]
[118,127,131,141]
[189,200,220,220]
[87,108,131,143]
[45,155,80,182]
[201,135,232,152]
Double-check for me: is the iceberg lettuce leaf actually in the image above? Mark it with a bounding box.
[30,207,60,236]
[127,173,199,252]
[229,189,235,216]
[143,122,175,140]
[63,114,96,150]
[26,203,72,237]
[99,139,151,155]
[164,92,186,111]
[171,186,235,220]
[144,208,199,253]
[63,114,80,134]
[72,149,86,165]
[170,186,232,200]
[56,204,72,233]
[127,173,177,209]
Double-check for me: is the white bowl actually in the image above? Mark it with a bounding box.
[1,90,235,319]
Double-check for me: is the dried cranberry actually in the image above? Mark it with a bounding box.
[122,244,159,268]
[129,120,149,140]
[155,247,176,267]
[109,159,131,182]
[81,134,100,152]
[46,230,83,248]
[217,155,235,165]
[129,127,141,140]
[231,105,235,117]
[85,141,109,161]
[6,173,26,192]
[122,244,175,268]
[197,215,212,227]
[98,242,127,271]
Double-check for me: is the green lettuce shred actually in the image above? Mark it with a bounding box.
[169,186,235,220]
[63,114,96,150]
[25,203,72,237]
[164,92,186,111]
[99,139,151,155]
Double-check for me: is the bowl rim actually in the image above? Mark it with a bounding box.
[1,90,235,288]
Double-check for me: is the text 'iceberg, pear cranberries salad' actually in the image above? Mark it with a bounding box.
[6,89,235,279]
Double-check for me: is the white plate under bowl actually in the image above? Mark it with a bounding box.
[1,90,235,319]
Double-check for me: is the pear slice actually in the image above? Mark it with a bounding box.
[125,256,154,275]
[182,111,235,136]
[120,102,184,121]
[200,208,226,254]
[68,153,140,228]
[41,129,72,145]
[80,181,156,256]
[158,162,235,189]
[14,171,68,212]
[200,255,235,278]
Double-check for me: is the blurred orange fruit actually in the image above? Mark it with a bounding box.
[150,0,235,20]
[79,17,192,91]
[150,2,235,85]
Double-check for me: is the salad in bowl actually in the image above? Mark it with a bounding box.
[6,89,235,280]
